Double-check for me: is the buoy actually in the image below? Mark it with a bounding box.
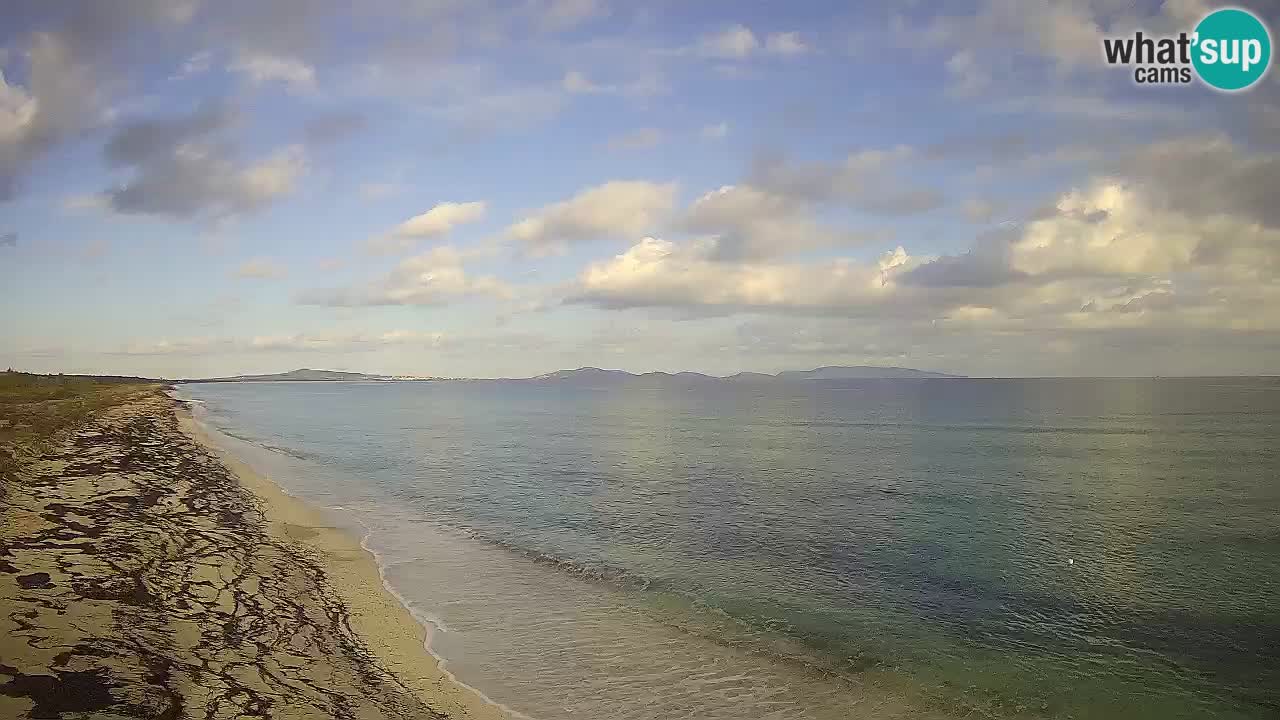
[1068,558,1074,565]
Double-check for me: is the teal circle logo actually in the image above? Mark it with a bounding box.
[1192,8,1272,91]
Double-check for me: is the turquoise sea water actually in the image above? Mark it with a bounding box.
[179,378,1280,719]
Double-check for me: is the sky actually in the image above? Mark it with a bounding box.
[1,0,1278,379]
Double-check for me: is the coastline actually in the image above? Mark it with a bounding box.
[176,399,517,720]
[0,383,510,719]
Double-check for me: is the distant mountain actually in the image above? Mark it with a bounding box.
[182,368,393,383]
[522,365,961,385]
[532,367,633,382]
[775,366,961,380]
[180,365,962,385]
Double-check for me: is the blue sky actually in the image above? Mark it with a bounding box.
[2,0,1278,378]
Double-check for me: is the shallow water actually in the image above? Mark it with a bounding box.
[179,378,1280,719]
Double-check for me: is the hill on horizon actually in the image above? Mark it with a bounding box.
[177,365,963,384]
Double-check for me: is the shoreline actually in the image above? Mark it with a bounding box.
[175,399,521,720]
[0,383,512,719]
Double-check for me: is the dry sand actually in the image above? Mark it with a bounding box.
[0,386,510,720]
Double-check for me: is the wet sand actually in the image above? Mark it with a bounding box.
[0,386,508,720]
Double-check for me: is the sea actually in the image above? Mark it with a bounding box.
[176,377,1280,719]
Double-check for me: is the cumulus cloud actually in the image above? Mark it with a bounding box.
[607,128,663,151]
[118,330,446,356]
[945,50,989,97]
[229,51,317,93]
[234,257,287,280]
[1,1,199,201]
[397,201,486,237]
[303,111,367,144]
[365,201,487,253]
[682,184,872,261]
[571,237,916,313]
[701,122,729,140]
[0,35,95,201]
[505,180,677,253]
[961,198,1003,223]
[697,24,759,59]
[764,32,808,56]
[536,0,607,32]
[298,245,511,306]
[571,131,1280,357]
[171,51,213,81]
[561,70,664,98]
[750,147,944,215]
[101,101,306,218]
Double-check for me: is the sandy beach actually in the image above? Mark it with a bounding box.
[0,382,507,720]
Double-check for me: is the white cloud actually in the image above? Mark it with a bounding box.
[961,198,1002,223]
[366,201,487,254]
[505,180,677,253]
[537,0,606,31]
[118,330,447,356]
[683,184,872,261]
[562,70,665,98]
[298,246,511,306]
[240,144,307,201]
[945,50,989,97]
[697,24,759,59]
[394,201,487,237]
[0,31,100,201]
[234,257,287,280]
[358,181,404,199]
[171,51,212,81]
[764,32,808,56]
[572,237,915,312]
[100,102,306,218]
[563,70,601,94]
[701,122,729,140]
[229,51,316,93]
[751,146,944,215]
[607,127,663,151]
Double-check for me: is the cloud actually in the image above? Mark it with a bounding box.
[750,147,944,215]
[568,131,1280,361]
[505,180,677,253]
[701,122,729,140]
[365,200,487,253]
[536,0,606,32]
[234,257,287,280]
[562,70,600,94]
[697,24,759,59]
[303,111,367,144]
[358,181,404,200]
[0,2,196,202]
[764,32,808,56]
[1117,134,1280,231]
[171,51,213,81]
[607,127,663,151]
[961,198,1003,223]
[399,201,486,236]
[298,245,511,306]
[571,237,916,313]
[561,70,664,98]
[945,50,989,97]
[101,102,306,218]
[682,184,872,261]
[915,0,1104,72]
[228,51,317,93]
[0,35,95,202]
[118,330,447,356]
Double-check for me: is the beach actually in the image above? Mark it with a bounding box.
[0,381,506,720]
